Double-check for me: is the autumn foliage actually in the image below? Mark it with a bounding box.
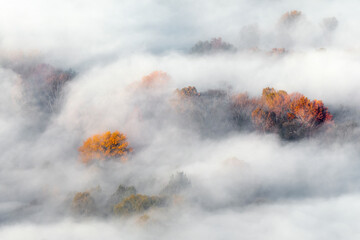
[78,131,133,163]
[251,88,332,139]
[140,71,170,88]
[279,10,303,27]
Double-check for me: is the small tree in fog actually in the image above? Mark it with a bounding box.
[14,63,75,113]
[172,86,234,137]
[321,17,338,32]
[71,192,96,216]
[78,131,133,163]
[139,71,170,89]
[160,172,191,196]
[279,10,303,28]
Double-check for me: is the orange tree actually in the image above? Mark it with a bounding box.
[140,71,170,88]
[78,131,133,163]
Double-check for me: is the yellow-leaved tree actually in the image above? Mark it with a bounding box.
[78,131,133,163]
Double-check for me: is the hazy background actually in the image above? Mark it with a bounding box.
[0,0,360,239]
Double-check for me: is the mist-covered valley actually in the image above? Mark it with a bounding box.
[1,1,360,239]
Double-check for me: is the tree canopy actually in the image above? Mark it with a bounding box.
[78,131,133,163]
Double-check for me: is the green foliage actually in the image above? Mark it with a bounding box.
[113,194,165,215]
[107,185,137,210]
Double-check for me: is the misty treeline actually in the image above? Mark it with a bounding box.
[77,70,333,164]
[3,51,358,222]
[70,172,190,219]
[1,56,76,114]
[191,10,338,54]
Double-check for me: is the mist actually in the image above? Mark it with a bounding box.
[1,0,360,239]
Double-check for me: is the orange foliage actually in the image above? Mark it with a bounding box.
[140,71,170,88]
[250,87,332,138]
[289,96,332,127]
[261,88,291,115]
[280,10,302,27]
[78,131,133,163]
[268,48,287,56]
[171,86,200,113]
[175,86,200,98]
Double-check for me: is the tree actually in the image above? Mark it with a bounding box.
[172,86,201,113]
[175,86,200,98]
[71,192,96,216]
[172,87,234,137]
[230,92,259,129]
[289,96,332,128]
[279,10,303,28]
[13,63,75,113]
[78,131,133,163]
[160,172,191,196]
[322,17,338,32]
[113,194,165,215]
[140,71,170,89]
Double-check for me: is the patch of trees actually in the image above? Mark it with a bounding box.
[160,172,191,197]
[172,86,234,137]
[113,194,165,215]
[11,62,75,113]
[173,86,332,140]
[78,131,133,163]
[107,185,137,211]
[238,87,332,139]
[70,173,190,217]
[190,38,237,54]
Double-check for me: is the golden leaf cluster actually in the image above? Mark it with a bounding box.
[78,131,132,163]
